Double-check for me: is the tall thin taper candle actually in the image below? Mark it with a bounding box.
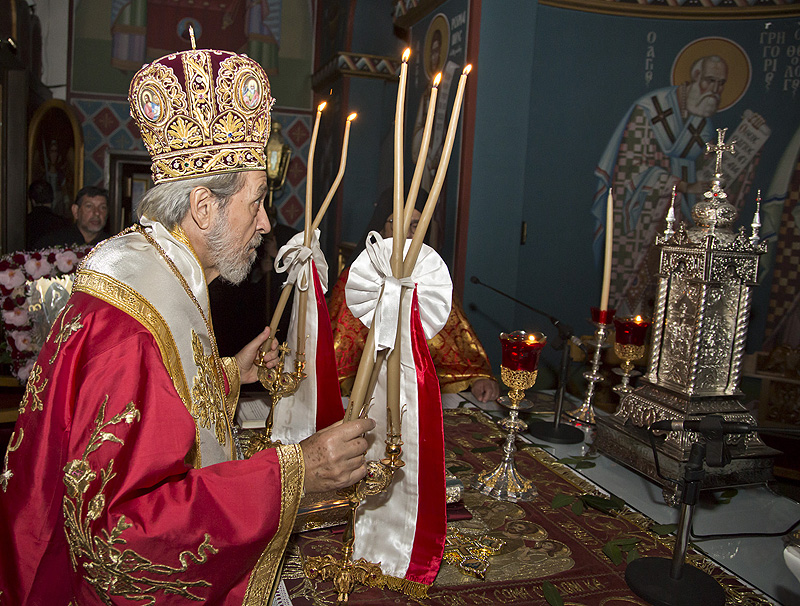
[311,113,357,232]
[392,48,411,275]
[404,64,471,275]
[405,72,441,235]
[600,189,613,312]
[297,101,326,358]
[387,48,411,435]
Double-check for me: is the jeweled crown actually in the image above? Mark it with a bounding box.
[129,48,274,183]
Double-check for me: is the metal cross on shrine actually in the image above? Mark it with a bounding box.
[706,127,736,175]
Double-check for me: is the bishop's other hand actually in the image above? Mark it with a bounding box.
[300,418,376,494]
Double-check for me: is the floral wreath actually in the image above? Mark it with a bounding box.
[0,245,91,383]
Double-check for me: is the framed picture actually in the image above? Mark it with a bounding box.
[27,99,84,219]
[104,150,153,232]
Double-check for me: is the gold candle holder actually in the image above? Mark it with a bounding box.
[612,343,645,397]
[473,331,546,502]
[304,456,397,601]
[612,315,650,400]
[253,342,306,448]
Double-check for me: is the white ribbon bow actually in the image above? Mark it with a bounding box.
[274,229,329,293]
[346,232,452,361]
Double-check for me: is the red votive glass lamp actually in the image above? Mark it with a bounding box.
[500,331,547,372]
[590,307,616,325]
[614,315,651,346]
[612,315,651,397]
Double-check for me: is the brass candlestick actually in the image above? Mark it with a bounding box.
[305,442,402,602]
[473,331,545,503]
[612,343,645,397]
[254,342,306,447]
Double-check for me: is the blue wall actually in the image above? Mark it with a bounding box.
[462,2,543,378]
[463,3,800,382]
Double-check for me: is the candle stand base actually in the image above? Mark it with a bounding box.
[305,459,396,602]
[472,399,537,502]
[595,383,778,496]
[527,419,585,444]
[612,366,640,400]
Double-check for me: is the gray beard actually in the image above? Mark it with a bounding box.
[206,212,262,285]
[686,84,720,118]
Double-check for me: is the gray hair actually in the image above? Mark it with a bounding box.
[137,172,246,229]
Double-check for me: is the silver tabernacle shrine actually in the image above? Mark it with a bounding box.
[596,129,778,495]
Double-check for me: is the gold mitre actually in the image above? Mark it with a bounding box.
[129,45,274,184]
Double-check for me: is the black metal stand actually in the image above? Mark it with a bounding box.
[528,337,584,444]
[471,276,584,444]
[625,421,730,606]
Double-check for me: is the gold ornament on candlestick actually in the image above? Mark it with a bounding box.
[473,331,546,502]
[251,343,306,447]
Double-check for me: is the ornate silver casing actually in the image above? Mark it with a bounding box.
[596,131,778,492]
[646,223,762,398]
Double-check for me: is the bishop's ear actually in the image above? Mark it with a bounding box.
[188,186,217,231]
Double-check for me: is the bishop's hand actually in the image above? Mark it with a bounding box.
[235,325,279,384]
[300,418,375,494]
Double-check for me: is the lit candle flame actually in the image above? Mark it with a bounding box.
[463,64,473,75]
[402,47,411,62]
[347,112,357,121]
[317,101,327,112]
[433,72,442,87]
[634,315,644,323]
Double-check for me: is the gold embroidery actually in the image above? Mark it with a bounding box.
[49,304,84,364]
[19,362,46,414]
[62,396,218,602]
[221,356,241,420]
[1,429,23,492]
[191,331,230,448]
[243,443,304,605]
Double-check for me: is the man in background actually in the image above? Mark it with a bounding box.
[35,186,110,248]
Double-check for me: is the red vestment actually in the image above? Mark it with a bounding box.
[0,290,301,604]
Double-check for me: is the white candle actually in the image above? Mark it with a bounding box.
[405,64,471,274]
[393,49,411,276]
[312,113,357,232]
[600,189,613,311]
[305,102,326,246]
[388,48,411,436]
[405,72,441,235]
[297,101,326,357]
